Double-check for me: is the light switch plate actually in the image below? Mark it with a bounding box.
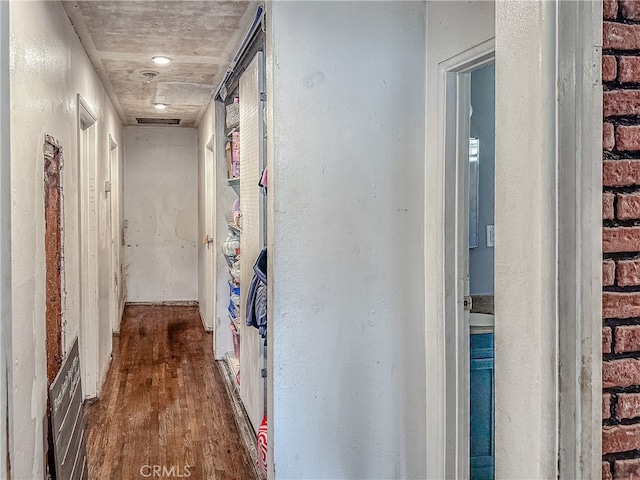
[486,225,495,247]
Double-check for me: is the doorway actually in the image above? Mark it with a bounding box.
[468,63,495,480]
[440,40,495,479]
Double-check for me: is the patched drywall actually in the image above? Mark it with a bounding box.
[124,126,198,302]
[267,2,426,478]
[8,1,123,477]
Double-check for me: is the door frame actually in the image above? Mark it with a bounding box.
[0,1,10,473]
[77,94,99,399]
[432,1,602,476]
[493,1,602,477]
[440,39,495,480]
[555,0,603,476]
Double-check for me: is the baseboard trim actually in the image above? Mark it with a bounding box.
[198,305,213,332]
[116,298,126,332]
[125,301,199,307]
[217,359,264,480]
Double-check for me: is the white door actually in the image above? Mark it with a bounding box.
[467,63,495,480]
[106,141,114,330]
[204,137,215,334]
[97,128,113,388]
[109,136,120,332]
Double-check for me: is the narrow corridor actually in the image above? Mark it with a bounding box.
[84,305,256,479]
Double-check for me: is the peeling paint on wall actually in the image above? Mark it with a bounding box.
[43,135,63,385]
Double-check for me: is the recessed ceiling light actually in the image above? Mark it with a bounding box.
[152,56,171,65]
[154,103,167,110]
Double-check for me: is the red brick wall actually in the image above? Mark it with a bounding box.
[603,1,640,476]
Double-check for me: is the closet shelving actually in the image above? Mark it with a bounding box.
[223,93,242,389]
[218,50,267,431]
[212,10,267,474]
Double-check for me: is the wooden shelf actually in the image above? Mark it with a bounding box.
[227,176,240,186]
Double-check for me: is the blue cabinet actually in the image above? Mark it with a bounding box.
[470,333,494,480]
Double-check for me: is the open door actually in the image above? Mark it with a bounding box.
[437,35,495,479]
[468,63,495,480]
[204,136,216,335]
[109,135,121,333]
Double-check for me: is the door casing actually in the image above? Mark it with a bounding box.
[77,95,99,399]
[427,1,602,478]
[441,40,495,480]
[0,1,9,474]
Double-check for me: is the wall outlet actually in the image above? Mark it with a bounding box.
[486,225,495,248]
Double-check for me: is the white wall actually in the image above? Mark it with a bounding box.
[8,1,123,477]
[124,126,198,302]
[266,2,426,478]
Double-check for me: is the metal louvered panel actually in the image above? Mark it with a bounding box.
[239,51,265,432]
[49,338,88,480]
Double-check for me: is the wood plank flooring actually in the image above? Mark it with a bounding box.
[84,304,256,480]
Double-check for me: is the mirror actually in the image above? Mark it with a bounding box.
[469,137,479,248]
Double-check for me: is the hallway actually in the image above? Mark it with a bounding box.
[84,305,256,480]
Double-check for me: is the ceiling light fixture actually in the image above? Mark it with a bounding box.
[154,103,167,110]
[152,56,171,65]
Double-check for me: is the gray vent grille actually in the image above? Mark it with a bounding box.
[136,118,181,125]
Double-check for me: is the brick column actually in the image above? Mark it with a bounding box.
[603,1,640,477]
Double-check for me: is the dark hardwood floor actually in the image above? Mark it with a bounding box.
[84,304,256,480]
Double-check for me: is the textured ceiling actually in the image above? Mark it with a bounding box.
[62,1,257,126]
